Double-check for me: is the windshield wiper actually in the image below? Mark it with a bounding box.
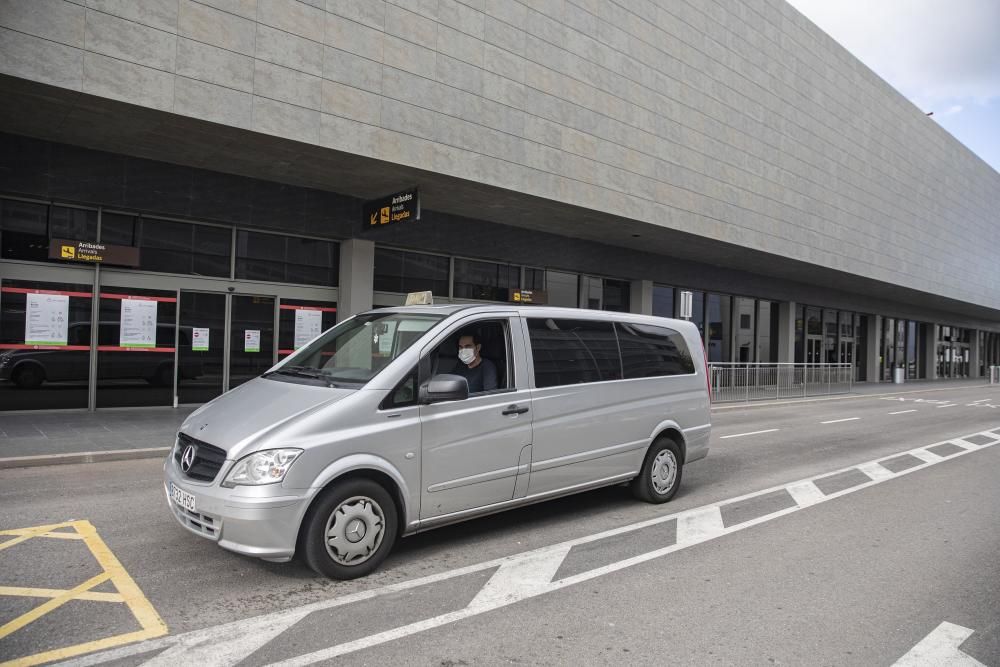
[264,365,339,387]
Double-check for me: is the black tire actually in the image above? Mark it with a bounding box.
[147,364,173,387]
[301,477,399,580]
[631,437,683,503]
[13,364,45,389]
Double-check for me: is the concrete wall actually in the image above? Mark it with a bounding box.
[1,0,999,313]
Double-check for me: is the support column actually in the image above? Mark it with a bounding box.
[923,323,938,380]
[776,301,796,363]
[337,238,374,322]
[969,330,981,378]
[630,280,653,315]
[865,315,880,382]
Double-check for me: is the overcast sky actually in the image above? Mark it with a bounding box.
[785,0,1000,173]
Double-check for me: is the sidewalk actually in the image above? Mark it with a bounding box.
[0,379,995,468]
[0,407,194,467]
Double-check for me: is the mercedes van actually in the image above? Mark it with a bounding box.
[164,305,711,579]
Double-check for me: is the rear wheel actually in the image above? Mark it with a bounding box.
[13,364,44,389]
[631,437,683,503]
[301,478,398,580]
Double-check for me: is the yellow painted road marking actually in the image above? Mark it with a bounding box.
[0,572,111,640]
[0,522,78,552]
[0,586,124,603]
[0,520,168,667]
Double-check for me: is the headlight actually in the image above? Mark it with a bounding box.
[222,448,302,487]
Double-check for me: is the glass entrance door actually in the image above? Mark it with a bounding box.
[806,337,823,363]
[178,291,226,404]
[229,295,275,390]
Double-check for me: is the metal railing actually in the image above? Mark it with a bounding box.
[709,363,854,403]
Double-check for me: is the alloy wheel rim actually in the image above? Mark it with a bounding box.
[324,495,385,566]
[651,449,677,495]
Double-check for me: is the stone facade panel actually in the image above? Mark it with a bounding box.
[256,23,324,76]
[84,8,176,72]
[82,50,174,110]
[174,75,253,128]
[177,0,255,56]
[85,0,178,33]
[176,37,253,92]
[0,26,84,90]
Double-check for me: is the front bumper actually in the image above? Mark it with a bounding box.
[163,455,314,561]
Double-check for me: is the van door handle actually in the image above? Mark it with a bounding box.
[502,405,529,416]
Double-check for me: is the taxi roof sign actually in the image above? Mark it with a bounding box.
[404,291,434,305]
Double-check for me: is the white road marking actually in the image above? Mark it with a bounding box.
[889,410,918,415]
[56,427,1000,667]
[467,545,571,612]
[909,449,944,464]
[820,417,860,424]
[785,481,825,507]
[892,621,984,666]
[951,440,979,450]
[142,609,311,667]
[937,404,958,408]
[676,506,725,545]
[719,428,779,439]
[858,461,894,481]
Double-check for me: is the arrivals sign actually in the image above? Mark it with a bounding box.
[509,289,547,305]
[362,187,420,230]
[49,239,140,267]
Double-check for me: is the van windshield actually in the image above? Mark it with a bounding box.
[266,312,443,386]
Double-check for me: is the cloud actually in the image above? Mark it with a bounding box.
[944,105,964,115]
[785,0,1000,106]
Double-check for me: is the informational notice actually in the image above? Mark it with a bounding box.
[294,309,323,349]
[245,329,261,353]
[120,299,158,348]
[25,293,69,346]
[192,327,210,351]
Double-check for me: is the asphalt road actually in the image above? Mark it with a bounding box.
[1,383,998,665]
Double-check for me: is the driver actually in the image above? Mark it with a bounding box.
[453,331,498,393]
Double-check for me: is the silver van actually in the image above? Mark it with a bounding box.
[164,305,711,579]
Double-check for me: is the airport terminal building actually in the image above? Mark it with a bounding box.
[0,0,998,411]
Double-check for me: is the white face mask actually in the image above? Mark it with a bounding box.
[458,348,476,365]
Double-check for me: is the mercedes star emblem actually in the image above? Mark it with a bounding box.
[180,444,197,473]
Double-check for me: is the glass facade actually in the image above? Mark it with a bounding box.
[652,285,674,318]
[706,294,731,362]
[937,326,971,378]
[1,200,98,263]
[102,213,232,277]
[453,258,520,300]
[236,230,338,286]
[374,248,449,295]
[95,287,178,408]
[3,189,993,413]
[546,270,578,307]
[0,280,94,410]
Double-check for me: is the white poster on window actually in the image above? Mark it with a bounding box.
[245,329,261,353]
[120,299,157,348]
[25,293,69,346]
[294,309,323,349]
[192,327,210,351]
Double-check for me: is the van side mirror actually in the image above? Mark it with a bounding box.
[419,374,469,404]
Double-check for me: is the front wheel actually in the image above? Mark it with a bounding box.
[301,478,398,580]
[631,437,683,503]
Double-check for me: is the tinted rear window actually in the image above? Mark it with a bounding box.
[617,322,695,377]
[527,318,622,388]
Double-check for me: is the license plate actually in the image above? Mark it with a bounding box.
[170,482,196,512]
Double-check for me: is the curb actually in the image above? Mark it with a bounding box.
[711,384,995,410]
[0,447,171,470]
